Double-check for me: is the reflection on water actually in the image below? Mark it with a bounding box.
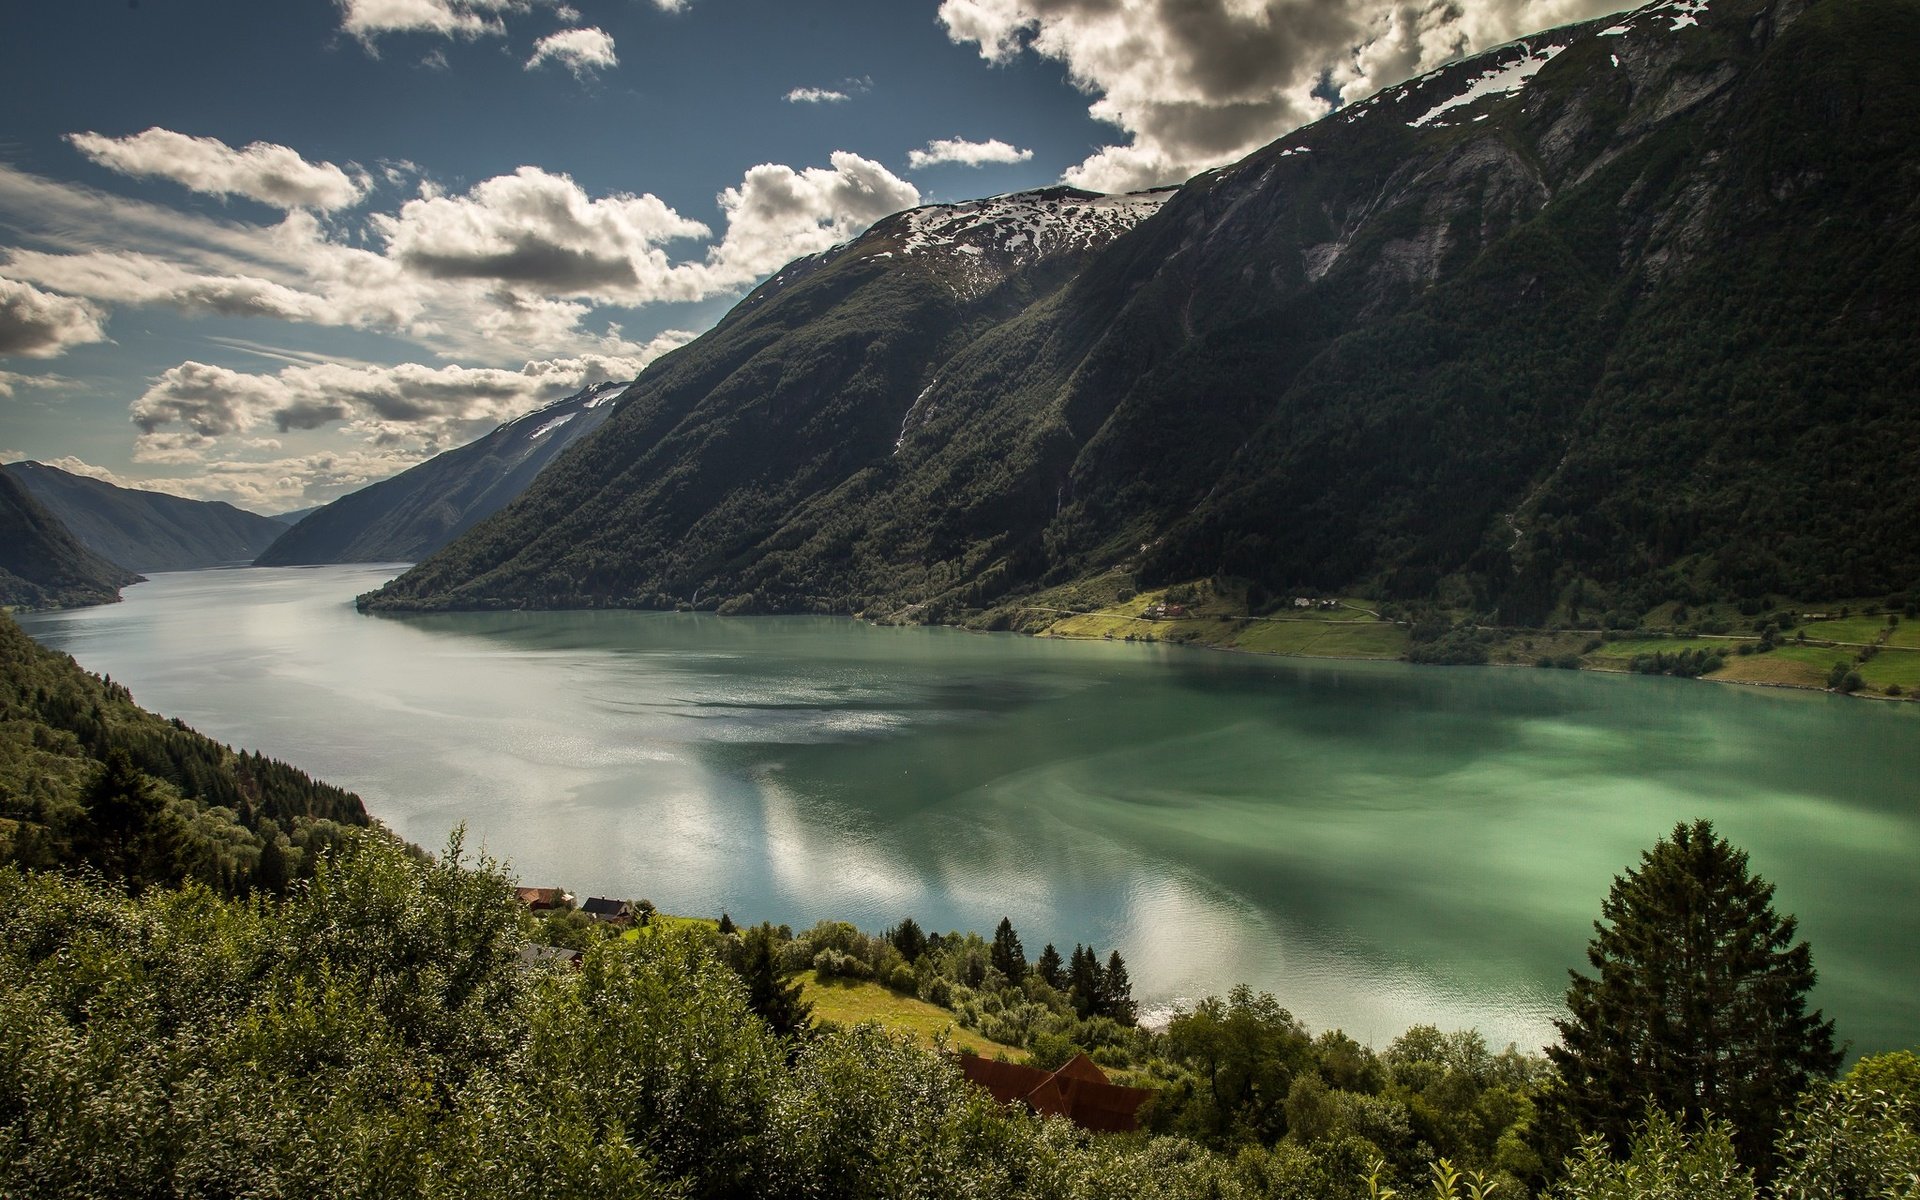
[20,565,1920,1054]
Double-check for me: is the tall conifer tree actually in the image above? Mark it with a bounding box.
[1036,943,1064,989]
[990,917,1027,985]
[1546,820,1840,1170]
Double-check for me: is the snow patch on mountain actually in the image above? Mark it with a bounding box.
[528,412,576,439]
[1407,42,1566,128]
[859,187,1174,301]
[1593,0,1709,39]
[896,189,1171,261]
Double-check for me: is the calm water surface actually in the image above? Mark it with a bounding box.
[19,566,1919,1054]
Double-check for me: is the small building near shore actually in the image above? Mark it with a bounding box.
[581,897,635,925]
[953,1052,1153,1133]
[515,886,573,912]
[516,943,581,970]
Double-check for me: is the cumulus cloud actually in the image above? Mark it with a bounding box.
[374,156,916,304]
[0,150,914,377]
[33,455,137,488]
[651,0,691,12]
[376,166,711,300]
[337,0,535,44]
[701,152,920,288]
[0,278,110,359]
[907,137,1034,169]
[786,86,850,103]
[133,338,685,452]
[526,26,618,77]
[68,129,370,212]
[123,340,691,508]
[938,0,1626,192]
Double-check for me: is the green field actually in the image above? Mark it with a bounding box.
[797,971,1023,1060]
[1708,643,1850,688]
[1037,582,1402,660]
[1798,615,1904,645]
[1584,636,1748,660]
[1859,648,1920,692]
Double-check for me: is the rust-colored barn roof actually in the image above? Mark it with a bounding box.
[954,1052,1152,1133]
[514,886,572,910]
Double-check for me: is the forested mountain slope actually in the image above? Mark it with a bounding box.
[6,460,284,572]
[367,0,1920,623]
[0,471,141,610]
[0,610,370,891]
[255,381,628,566]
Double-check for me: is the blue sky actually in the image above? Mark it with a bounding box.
[0,0,1621,511]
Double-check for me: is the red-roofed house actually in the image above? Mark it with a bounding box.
[954,1052,1153,1133]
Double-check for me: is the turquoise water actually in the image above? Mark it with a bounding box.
[20,565,1919,1054]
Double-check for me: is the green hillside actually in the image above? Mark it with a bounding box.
[0,611,371,891]
[0,471,141,611]
[365,0,1919,630]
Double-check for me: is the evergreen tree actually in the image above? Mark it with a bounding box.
[1545,820,1841,1171]
[1036,943,1064,989]
[1068,944,1104,1018]
[889,916,927,963]
[717,911,736,935]
[250,833,289,898]
[76,749,181,892]
[990,916,1027,985]
[737,922,812,1039]
[1101,950,1138,1025]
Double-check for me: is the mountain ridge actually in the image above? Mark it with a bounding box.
[5,461,285,573]
[254,380,629,566]
[0,471,143,610]
[365,0,1920,624]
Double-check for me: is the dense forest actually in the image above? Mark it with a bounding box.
[1,615,1915,1197]
[0,611,371,893]
[366,0,1920,633]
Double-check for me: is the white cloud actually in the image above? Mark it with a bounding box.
[525,27,618,78]
[0,152,915,371]
[6,250,368,325]
[67,129,370,212]
[786,86,850,104]
[937,0,1626,192]
[907,137,1034,169]
[651,0,690,12]
[133,340,685,450]
[0,278,110,360]
[700,152,920,289]
[373,156,917,304]
[34,455,136,488]
[126,342,688,508]
[336,0,534,44]
[375,166,711,301]
[133,444,439,509]
[0,370,80,396]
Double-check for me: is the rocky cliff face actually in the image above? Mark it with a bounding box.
[366,0,1920,621]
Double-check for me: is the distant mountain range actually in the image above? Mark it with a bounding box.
[6,461,286,573]
[0,470,142,610]
[254,381,628,567]
[364,0,1920,622]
